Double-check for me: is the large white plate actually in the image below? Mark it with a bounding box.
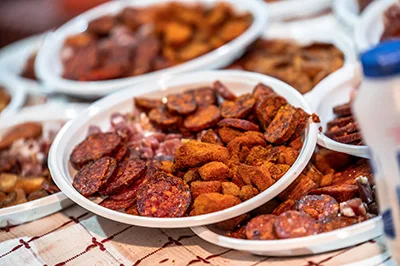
[191,217,382,256]
[354,0,397,53]
[333,0,360,31]
[0,33,48,95]
[307,64,370,158]
[265,0,332,21]
[0,76,26,119]
[35,0,268,98]
[0,103,88,227]
[49,70,318,228]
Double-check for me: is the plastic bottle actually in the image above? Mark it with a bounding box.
[354,39,400,264]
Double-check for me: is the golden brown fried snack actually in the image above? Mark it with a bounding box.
[238,185,259,201]
[278,173,317,201]
[183,169,200,184]
[246,146,278,166]
[217,126,244,144]
[164,22,192,46]
[268,164,290,181]
[237,164,274,191]
[190,181,221,200]
[221,182,240,197]
[174,140,230,170]
[254,93,287,130]
[192,192,241,215]
[277,146,299,166]
[200,129,222,145]
[198,161,230,181]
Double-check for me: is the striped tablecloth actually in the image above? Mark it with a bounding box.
[0,204,396,266]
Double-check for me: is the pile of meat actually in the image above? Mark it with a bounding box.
[227,40,344,94]
[61,2,252,81]
[70,81,311,218]
[0,122,63,208]
[325,101,363,145]
[226,149,378,239]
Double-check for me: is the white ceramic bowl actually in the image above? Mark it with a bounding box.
[49,70,318,228]
[0,103,88,227]
[0,33,48,95]
[0,76,26,119]
[333,0,360,31]
[307,64,370,158]
[35,0,268,98]
[265,0,332,21]
[354,0,397,53]
[191,217,382,256]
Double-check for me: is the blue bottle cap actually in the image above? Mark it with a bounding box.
[361,39,400,78]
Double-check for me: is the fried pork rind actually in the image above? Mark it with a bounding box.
[70,132,121,170]
[246,146,278,166]
[264,104,299,145]
[174,140,230,170]
[0,122,43,150]
[183,169,200,184]
[245,214,278,240]
[237,164,274,191]
[221,182,240,197]
[277,146,299,166]
[191,181,221,200]
[198,161,230,181]
[200,129,222,145]
[238,185,259,201]
[192,192,241,215]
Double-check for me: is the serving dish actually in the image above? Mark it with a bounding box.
[0,103,88,227]
[0,77,26,119]
[0,33,47,95]
[49,70,318,228]
[35,0,268,98]
[265,0,332,22]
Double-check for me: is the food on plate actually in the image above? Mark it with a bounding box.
[0,86,11,113]
[325,101,363,145]
[70,81,312,218]
[226,39,344,94]
[358,0,375,13]
[380,2,400,42]
[61,3,252,81]
[0,121,64,208]
[21,52,38,80]
[224,148,377,240]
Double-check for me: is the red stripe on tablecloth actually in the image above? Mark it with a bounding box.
[0,212,90,260]
[186,249,234,265]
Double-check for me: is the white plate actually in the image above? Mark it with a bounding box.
[35,0,268,98]
[0,76,26,119]
[191,217,382,256]
[266,0,332,21]
[49,70,318,228]
[354,0,397,53]
[0,33,48,95]
[307,64,370,158]
[0,103,88,227]
[333,0,359,31]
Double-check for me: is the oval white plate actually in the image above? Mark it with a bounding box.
[354,0,397,53]
[307,64,370,158]
[49,70,318,228]
[0,33,48,95]
[191,217,382,256]
[0,76,26,119]
[266,0,332,21]
[35,0,268,98]
[265,22,356,100]
[0,103,88,227]
[333,0,359,31]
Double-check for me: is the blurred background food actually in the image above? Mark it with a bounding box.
[0,0,109,48]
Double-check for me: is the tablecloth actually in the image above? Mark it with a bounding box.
[0,204,396,266]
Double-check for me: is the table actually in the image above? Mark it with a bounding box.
[0,12,398,266]
[0,204,395,266]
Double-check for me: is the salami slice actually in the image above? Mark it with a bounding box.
[73,157,117,197]
[296,195,339,221]
[218,118,259,132]
[245,214,278,240]
[137,174,191,217]
[213,81,236,100]
[221,94,255,118]
[167,92,197,115]
[184,105,220,132]
[70,132,121,170]
[274,210,319,239]
[264,105,299,144]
